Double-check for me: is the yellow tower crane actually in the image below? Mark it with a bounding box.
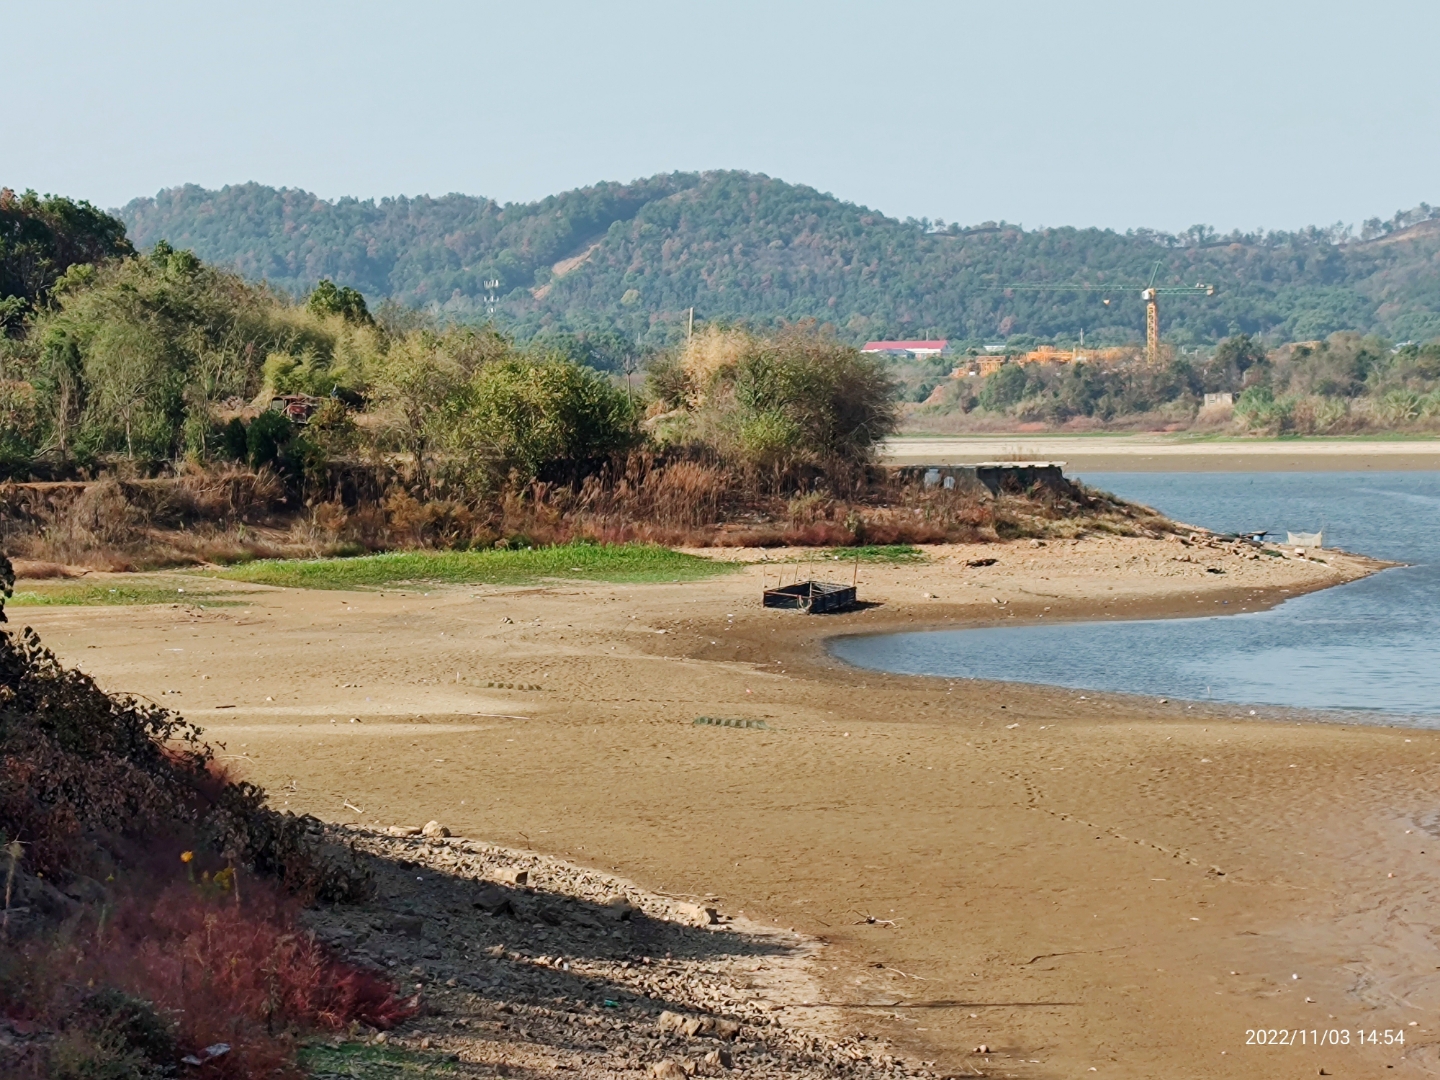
[991,262,1215,367]
[1139,262,1215,367]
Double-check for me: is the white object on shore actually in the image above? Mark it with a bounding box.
[1287,531,1323,549]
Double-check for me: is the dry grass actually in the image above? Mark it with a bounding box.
[0,457,1169,577]
[0,470,292,570]
[8,560,74,580]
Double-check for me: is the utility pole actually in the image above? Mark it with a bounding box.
[687,307,694,341]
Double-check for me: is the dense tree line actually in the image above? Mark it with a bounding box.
[0,205,897,486]
[119,173,1440,350]
[933,332,1440,433]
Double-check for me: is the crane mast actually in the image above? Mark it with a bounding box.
[1142,287,1162,366]
[1139,263,1214,367]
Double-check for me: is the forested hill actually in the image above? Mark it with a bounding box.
[118,173,1440,349]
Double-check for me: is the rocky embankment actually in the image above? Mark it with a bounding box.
[306,826,930,1079]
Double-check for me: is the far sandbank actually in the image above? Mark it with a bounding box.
[886,434,1440,472]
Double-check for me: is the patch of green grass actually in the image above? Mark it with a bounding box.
[8,584,249,607]
[207,542,741,591]
[298,1040,461,1078]
[821,544,926,562]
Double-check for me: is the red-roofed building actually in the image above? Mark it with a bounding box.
[861,339,948,358]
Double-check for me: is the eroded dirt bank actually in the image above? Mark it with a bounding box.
[17,535,1440,1078]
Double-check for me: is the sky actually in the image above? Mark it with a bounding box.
[3,0,1438,234]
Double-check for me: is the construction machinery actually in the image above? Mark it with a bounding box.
[990,262,1215,367]
[1139,263,1215,366]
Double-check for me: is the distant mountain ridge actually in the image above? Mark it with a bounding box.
[118,172,1440,348]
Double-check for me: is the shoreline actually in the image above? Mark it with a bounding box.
[13,538,1438,1078]
[884,434,1440,472]
[813,554,1430,729]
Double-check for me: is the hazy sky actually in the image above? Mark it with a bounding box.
[4,0,1437,233]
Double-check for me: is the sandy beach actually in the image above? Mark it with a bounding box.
[885,434,1440,473]
[15,534,1440,1078]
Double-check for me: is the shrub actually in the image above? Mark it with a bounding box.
[451,357,638,483]
[305,279,371,324]
[0,553,400,1079]
[1234,384,1292,431]
[5,879,413,1079]
[218,416,248,461]
[70,988,177,1072]
[654,325,897,487]
[0,380,40,468]
[978,363,1029,411]
[0,553,368,897]
[729,330,896,472]
[245,410,294,471]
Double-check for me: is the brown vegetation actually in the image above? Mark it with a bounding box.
[1,455,1169,572]
[0,557,412,1077]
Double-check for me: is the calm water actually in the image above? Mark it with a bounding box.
[829,471,1440,723]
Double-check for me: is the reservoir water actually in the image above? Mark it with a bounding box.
[829,471,1440,724]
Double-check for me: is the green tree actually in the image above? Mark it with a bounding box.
[1211,333,1268,390]
[450,357,637,483]
[306,278,372,324]
[368,334,470,493]
[728,332,897,472]
[245,409,295,470]
[15,240,359,463]
[1,188,133,332]
[978,363,1029,411]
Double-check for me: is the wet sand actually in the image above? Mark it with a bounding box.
[885,434,1440,473]
[15,536,1440,1078]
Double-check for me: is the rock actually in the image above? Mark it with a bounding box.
[11,871,79,919]
[704,1048,733,1069]
[569,908,603,930]
[484,944,506,958]
[472,885,515,917]
[652,1060,688,1080]
[676,902,719,926]
[386,826,423,837]
[60,874,108,904]
[389,914,424,938]
[601,894,636,921]
[496,867,529,887]
[537,904,564,926]
[422,821,450,838]
[657,1012,738,1041]
[180,1042,231,1066]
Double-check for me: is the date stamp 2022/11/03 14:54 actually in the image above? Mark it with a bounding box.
[1246,1028,1411,1047]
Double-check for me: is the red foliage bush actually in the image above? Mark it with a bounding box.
[4,877,414,1078]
